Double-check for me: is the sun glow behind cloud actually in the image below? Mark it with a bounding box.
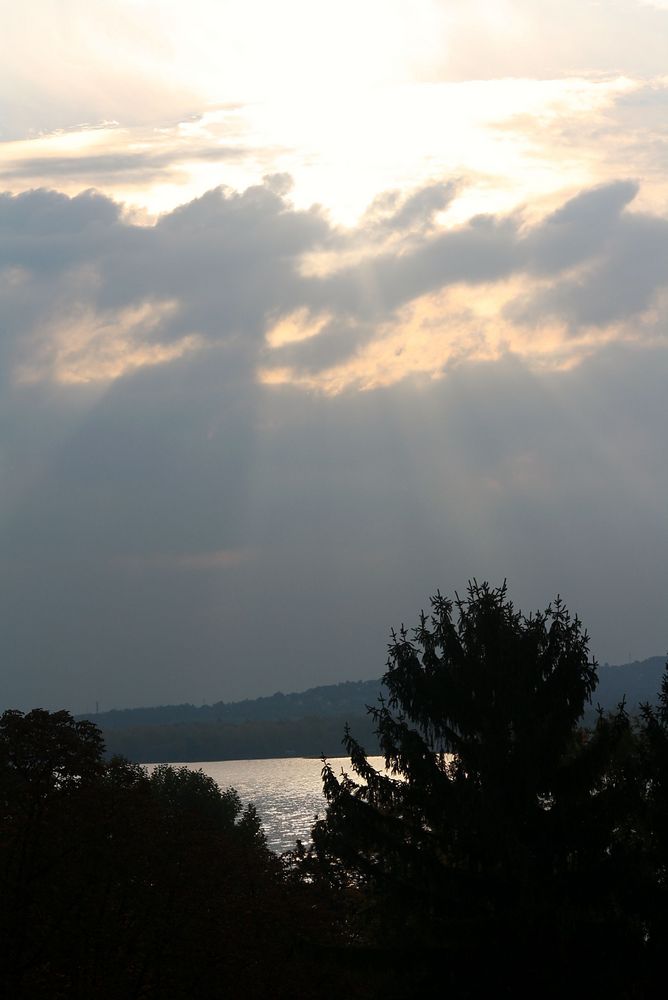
[0,73,643,229]
[114,0,451,102]
[259,279,640,396]
[1,0,655,228]
[16,300,201,386]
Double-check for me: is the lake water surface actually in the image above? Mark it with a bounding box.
[163,756,386,853]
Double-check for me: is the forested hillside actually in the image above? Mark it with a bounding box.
[82,678,387,730]
[595,655,666,708]
[84,657,664,729]
[102,713,381,764]
[78,658,665,764]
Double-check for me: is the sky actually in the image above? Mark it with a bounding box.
[1,0,667,713]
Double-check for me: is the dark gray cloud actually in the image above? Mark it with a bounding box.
[1,341,666,712]
[0,182,331,385]
[274,180,668,373]
[523,181,639,273]
[510,184,668,329]
[313,181,652,324]
[306,213,521,322]
[0,187,120,241]
[361,180,459,236]
[1,176,667,711]
[2,177,666,381]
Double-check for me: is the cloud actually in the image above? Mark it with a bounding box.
[2,337,666,711]
[3,3,668,717]
[525,180,639,269]
[271,179,668,383]
[441,1,668,80]
[0,186,120,238]
[0,144,252,183]
[0,181,330,385]
[2,176,668,398]
[0,2,205,140]
[361,180,459,236]
[114,548,251,572]
[1,180,667,709]
[510,184,668,329]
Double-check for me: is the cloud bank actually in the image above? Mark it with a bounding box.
[2,175,666,388]
[0,174,666,711]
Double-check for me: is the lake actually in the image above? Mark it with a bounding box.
[160,756,386,853]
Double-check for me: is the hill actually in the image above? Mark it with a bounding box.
[594,655,666,709]
[79,658,665,764]
[83,677,388,731]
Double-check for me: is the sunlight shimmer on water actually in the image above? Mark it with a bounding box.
[161,756,387,853]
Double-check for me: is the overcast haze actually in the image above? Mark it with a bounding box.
[1,0,667,713]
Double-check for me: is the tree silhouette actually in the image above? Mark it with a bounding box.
[309,582,647,994]
[0,709,358,999]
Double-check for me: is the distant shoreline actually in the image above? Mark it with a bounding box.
[81,658,664,766]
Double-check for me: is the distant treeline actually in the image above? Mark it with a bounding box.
[82,678,388,731]
[81,659,665,763]
[103,713,382,764]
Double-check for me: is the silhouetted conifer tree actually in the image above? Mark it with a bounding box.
[309,582,651,995]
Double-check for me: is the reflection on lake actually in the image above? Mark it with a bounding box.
[159,756,386,854]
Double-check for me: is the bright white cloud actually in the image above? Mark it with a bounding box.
[0,73,647,226]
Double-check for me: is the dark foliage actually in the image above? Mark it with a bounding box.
[2,586,667,999]
[81,663,664,763]
[0,709,361,999]
[307,583,665,997]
